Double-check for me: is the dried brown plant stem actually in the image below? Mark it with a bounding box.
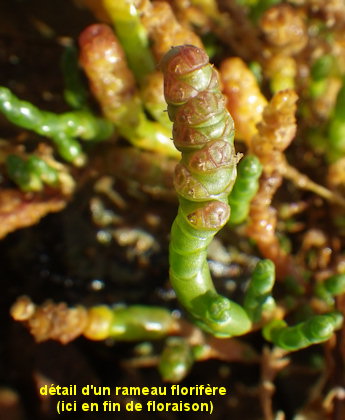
[283,161,345,207]
[260,347,289,420]
[10,296,88,344]
[0,189,68,240]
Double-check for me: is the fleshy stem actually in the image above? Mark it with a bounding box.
[0,87,113,166]
[263,312,343,351]
[244,259,276,323]
[162,45,251,337]
[6,154,59,192]
[84,305,175,341]
[158,337,194,383]
[78,23,179,158]
[102,0,155,84]
[228,154,262,225]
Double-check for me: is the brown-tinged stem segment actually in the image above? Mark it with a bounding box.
[162,45,251,337]
[78,23,179,157]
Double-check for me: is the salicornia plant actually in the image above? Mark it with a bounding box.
[161,44,343,347]
[161,44,251,337]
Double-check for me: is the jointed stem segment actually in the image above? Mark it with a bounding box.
[263,312,343,351]
[162,45,251,337]
[228,154,262,225]
[0,87,113,166]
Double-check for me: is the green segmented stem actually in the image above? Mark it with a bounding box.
[61,44,88,110]
[85,305,174,341]
[228,154,262,225]
[315,273,345,306]
[108,306,173,340]
[78,23,179,158]
[6,155,43,191]
[158,337,194,383]
[27,156,59,185]
[244,259,276,323]
[0,87,113,165]
[6,154,59,192]
[162,45,251,337]
[102,0,155,84]
[263,312,343,351]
